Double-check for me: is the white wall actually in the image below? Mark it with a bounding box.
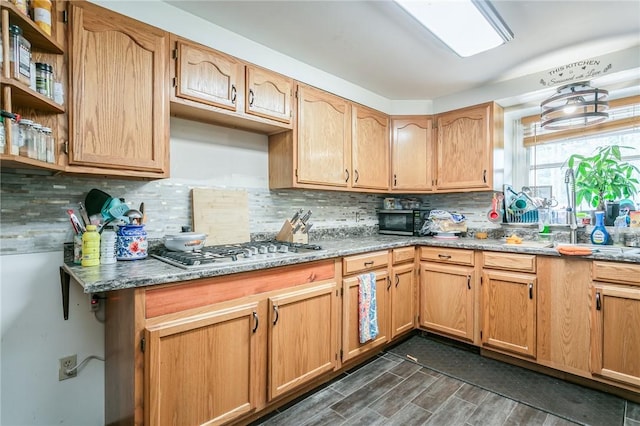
[0,121,276,425]
[1,252,104,425]
[169,117,269,189]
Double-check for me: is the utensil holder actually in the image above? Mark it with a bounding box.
[275,220,308,244]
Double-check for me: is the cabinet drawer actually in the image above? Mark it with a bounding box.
[393,247,415,264]
[145,260,335,318]
[420,247,474,266]
[483,252,536,273]
[343,251,389,275]
[593,261,640,286]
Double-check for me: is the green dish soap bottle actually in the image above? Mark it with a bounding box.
[590,211,609,245]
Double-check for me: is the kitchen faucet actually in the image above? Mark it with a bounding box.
[565,168,578,244]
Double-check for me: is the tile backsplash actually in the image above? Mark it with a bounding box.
[0,171,501,255]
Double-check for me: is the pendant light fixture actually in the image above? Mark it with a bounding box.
[540,81,609,130]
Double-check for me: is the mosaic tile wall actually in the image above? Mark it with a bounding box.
[0,171,504,255]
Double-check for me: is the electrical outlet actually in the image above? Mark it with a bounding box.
[90,294,100,312]
[59,355,77,381]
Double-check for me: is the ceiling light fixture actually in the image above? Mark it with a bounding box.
[393,0,513,57]
[540,82,609,130]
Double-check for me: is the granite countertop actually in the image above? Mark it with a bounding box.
[63,235,640,294]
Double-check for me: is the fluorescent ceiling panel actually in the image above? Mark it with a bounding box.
[394,0,513,57]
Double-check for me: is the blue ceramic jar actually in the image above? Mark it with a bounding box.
[116,224,148,260]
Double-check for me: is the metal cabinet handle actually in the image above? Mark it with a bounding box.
[273,305,279,325]
[364,261,374,267]
[483,169,487,183]
[529,283,533,299]
[354,170,359,183]
[467,275,471,290]
[249,88,255,106]
[252,311,259,333]
[438,254,451,260]
[394,174,397,187]
[231,85,237,103]
[395,275,400,287]
[345,169,350,182]
[387,276,391,291]
[596,292,601,311]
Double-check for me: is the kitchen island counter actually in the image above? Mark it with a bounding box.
[63,235,640,294]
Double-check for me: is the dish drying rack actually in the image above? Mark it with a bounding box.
[503,185,539,224]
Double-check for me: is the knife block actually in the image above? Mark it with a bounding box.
[275,220,308,244]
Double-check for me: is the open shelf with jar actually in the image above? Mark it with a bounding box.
[1,0,66,172]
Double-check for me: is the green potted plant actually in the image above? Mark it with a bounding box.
[567,145,640,211]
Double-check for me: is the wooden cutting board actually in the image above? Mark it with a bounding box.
[192,188,251,246]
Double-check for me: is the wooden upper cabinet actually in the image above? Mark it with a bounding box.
[68,2,169,175]
[391,116,434,192]
[435,102,502,191]
[296,84,351,187]
[245,66,293,124]
[175,39,240,111]
[269,84,393,192]
[351,105,389,191]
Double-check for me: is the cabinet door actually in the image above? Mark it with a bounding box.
[351,105,389,190]
[435,103,492,190]
[482,270,536,358]
[391,262,416,338]
[296,84,351,187]
[591,283,640,387]
[537,257,591,376]
[342,269,390,362]
[145,302,259,426]
[175,39,240,111]
[420,262,475,342]
[68,2,168,173]
[391,117,434,192]
[268,281,338,400]
[246,66,293,124]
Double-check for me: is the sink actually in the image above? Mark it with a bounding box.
[556,244,640,256]
[502,241,554,248]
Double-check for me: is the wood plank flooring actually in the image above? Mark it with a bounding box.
[255,350,640,426]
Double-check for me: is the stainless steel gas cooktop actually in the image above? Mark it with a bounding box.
[151,240,322,269]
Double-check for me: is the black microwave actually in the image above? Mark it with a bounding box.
[378,209,430,236]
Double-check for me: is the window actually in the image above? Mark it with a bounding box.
[519,95,640,212]
[527,129,640,211]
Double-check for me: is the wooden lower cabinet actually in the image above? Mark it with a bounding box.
[268,282,338,400]
[390,261,416,338]
[481,269,536,359]
[536,257,591,377]
[145,302,260,426]
[104,260,342,425]
[591,261,640,389]
[419,262,475,343]
[341,268,391,362]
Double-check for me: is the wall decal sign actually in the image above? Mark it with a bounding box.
[538,60,613,87]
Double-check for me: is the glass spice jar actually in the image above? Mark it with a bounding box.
[18,118,34,158]
[9,25,31,86]
[32,0,53,36]
[42,126,55,163]
[36,62,49,97]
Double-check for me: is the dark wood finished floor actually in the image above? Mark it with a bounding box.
[256,350,640,426]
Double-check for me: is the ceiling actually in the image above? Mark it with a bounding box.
[165,1,640,105]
